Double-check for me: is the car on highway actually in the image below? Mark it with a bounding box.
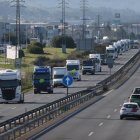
[132,87,140,95]
[129,94,140,106]
[120,102,140,119]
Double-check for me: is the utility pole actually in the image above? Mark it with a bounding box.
[11,0,25,68]
[58,0,69,53]
[96,14,101,39]
[80,0,88,50]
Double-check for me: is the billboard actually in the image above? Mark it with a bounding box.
[6,45,19,59]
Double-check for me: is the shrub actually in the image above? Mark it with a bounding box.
[31,42,45,48]
[27,46,44,54]
[50,58,65,67]
[51,35,76,48]
[67,50,86,59]
[32,56,50,66]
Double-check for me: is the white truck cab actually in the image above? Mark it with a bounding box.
[53,67,67,87]
[0,69,24,103]
[113,42,119,58]
[89,54,102,72]
[66,60,81,81]
[106,45,116,60]
[116,41,123,55]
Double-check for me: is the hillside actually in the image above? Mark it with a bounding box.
[0,1,140,23]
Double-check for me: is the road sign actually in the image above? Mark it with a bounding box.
[15,58,21,68]
[63,75,73,87]
[107,57,114,69]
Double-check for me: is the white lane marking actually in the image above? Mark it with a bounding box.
[107,115,111,119]
[99,122,104,126]
[104,90,113,96]
[114,109,117,112]
[11,107,16,109]
[88,132,94,136]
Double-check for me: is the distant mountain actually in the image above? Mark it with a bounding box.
[0,1,140,23]
[25,0,140,13]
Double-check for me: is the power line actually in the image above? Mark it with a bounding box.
[10,0,25,68]
[80,0,88,50]
[58,0,69,53]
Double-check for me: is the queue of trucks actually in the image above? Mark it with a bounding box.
[0,39,139,103]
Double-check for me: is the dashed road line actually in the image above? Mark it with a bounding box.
[99,122,104,127]
[88,132,94,136]
[107,115,111,119]
[11,107,16,109]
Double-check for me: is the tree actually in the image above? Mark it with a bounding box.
[2,32,30,45]
[27,42,44,54]
[1,33,17,45]
[104,23,112,38]
[31,42,44,48]
[51,35,76,48]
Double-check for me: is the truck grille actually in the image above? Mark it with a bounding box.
[1,87,16,100]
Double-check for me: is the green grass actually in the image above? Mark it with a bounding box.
[0,47,75,73]
[0,47,84,92]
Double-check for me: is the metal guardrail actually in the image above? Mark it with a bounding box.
[97,50,140,90]
[0,49,140,140]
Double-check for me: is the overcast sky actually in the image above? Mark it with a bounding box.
[2,0,140,13]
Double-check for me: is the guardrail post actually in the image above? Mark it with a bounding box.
[103,84,108,91]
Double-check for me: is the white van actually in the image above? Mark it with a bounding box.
[89,54,102,72]
[53,67,67,87]
[66,60,81,81]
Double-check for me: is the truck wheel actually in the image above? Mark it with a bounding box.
[19,100,24,103]
[91,71,95,75]
[79,76,81,81]
[34,89,37,94]
[48,90,53,94]
[82,71,85,75]
[120,115,124,120]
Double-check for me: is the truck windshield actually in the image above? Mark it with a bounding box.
[54,75,64,79]
[83,61,93,66]
[91,58,100,64]
[107,50,115,53]
[0,80,19,87]
[131,95,140,99]
[33,73,50,80]
[67,65,79,71]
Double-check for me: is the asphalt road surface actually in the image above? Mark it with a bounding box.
[36,57,140,140]
[0,49,139,123]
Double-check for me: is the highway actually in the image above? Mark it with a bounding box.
[36,57,140,140]
[0,49,139,123]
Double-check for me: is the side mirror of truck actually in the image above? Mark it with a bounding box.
[19,80,21,86]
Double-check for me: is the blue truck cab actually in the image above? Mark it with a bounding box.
[32,66,53,94]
